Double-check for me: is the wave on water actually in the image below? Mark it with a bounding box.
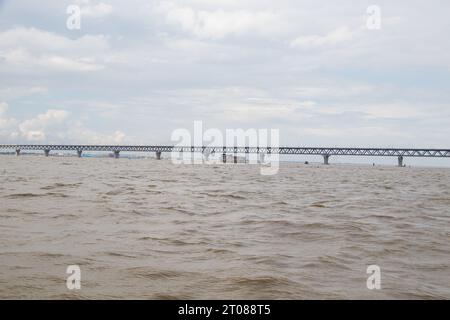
[1,156,449,299]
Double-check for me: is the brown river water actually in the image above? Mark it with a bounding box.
[0,155,449,299]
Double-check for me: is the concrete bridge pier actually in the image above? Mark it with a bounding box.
[44,149,50,157]
[77,150,83,158]
[156,151,162,160]
[398,156,404,167]
[15,149,20,156]
[323,154,330,165]
[222,153,227,163]
[202,150,209,162]
[113,150,120,159]
[259,153,265,164]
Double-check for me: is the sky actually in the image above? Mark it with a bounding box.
[1,0,450,157]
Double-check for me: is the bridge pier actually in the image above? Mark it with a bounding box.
[222,153,227,163]
[259,153,265,164]
[156,151,162,160]
[113,150,120,159]
[44,149,50,157]
[202,150,209,162]
[398,156,404,167]
[323,155,330,165]
[15,149,20,156]
[77,150,82,158]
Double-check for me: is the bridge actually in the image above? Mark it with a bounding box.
[1,144,450,166]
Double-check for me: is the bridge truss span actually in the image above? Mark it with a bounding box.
[1,144,449,166]
[1,145,449,157]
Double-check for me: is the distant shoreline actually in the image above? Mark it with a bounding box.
[2,152,450,169]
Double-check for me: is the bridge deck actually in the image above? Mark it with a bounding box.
[1,145,450,157]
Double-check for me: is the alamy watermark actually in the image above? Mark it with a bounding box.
[66,265,81,290]
[66,5,81,30]
[171,121,280,175]
[366,5,381,30]
[366,265,381,290]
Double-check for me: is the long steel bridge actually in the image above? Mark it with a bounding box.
[1,144,450,166]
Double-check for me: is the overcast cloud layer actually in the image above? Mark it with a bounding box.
[1,0,449,155]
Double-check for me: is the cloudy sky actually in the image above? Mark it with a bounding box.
[1,0,449,152]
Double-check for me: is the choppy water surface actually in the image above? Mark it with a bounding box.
[1,156,449,299]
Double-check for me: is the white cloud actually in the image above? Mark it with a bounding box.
[0,102,8,115]
[156,1,280,39]
[0,27,109,53]
[0,106,127,144]
[42,55,104,72]
[0,27,108,72]
[0,102,19,141]
[2,48,104,72]
[0,86,48,99]
[67,123,127,144]
[288,84,374,98]
[18,109,70,141]
[290,26,356,49]
[298,126,410,139]
[81,2,113,18]
[332,103,439,120]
